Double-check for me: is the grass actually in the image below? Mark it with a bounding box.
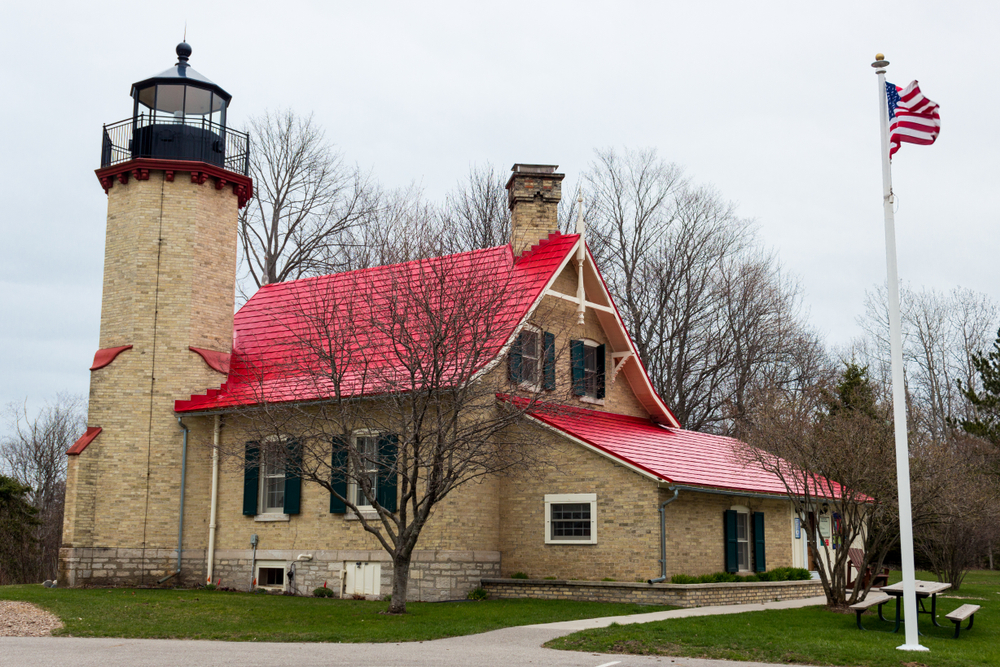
[0,585,674,643]
[546,569,1000,666]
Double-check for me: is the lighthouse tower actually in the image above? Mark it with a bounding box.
[60,43,252,587]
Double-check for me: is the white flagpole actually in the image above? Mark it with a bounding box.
[872,53,927,653]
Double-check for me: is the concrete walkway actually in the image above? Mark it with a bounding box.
[532,594,829,631]
[0,595,828,667]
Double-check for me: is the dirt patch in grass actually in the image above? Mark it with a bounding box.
[0,600,63,637]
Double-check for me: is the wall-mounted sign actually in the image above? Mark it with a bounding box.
[819,515,831,538]
[794,517,801,539]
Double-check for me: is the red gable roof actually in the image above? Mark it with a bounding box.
[516,399,845,498]
[176,233,582,412]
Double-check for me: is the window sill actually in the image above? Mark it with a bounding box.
[518,381,544,393]
[578,396,605,405]
[254,513,290,522]
[345,509,380,521]
[545,540,597,545]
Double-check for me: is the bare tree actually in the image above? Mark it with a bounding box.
[223,246,569,613]
[736,365,902,607]
[913,433,1000,589]
[438,163,511,253]
[857,284,999,442]
[584,147,822,432]
[1,394,86,582]
[239,109,380,289]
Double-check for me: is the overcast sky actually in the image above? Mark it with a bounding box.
[1,1,996,428]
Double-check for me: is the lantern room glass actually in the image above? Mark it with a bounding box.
[133,82,227,128]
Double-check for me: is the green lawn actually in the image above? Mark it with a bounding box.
[546,569,999,667]
[0,585,672,642]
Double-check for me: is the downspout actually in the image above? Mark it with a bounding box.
[206,414,221,583]
[648,487,680,584]
[156,416,189,584]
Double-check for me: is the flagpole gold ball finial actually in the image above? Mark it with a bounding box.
[872,53,890,69]
[876,53,884,61]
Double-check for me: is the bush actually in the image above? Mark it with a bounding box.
[669,567,813,584]
[467,586,489,601]
[313,587,334,598]
[510,572,529,579]
[203,583,217,591]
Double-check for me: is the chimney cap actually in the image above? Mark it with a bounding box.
[510,163,559,174]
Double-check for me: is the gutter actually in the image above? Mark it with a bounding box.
[648,487,680,584]
[206,414,221,583]
[157,416,189,585]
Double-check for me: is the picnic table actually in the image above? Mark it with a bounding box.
[879,580,951,633]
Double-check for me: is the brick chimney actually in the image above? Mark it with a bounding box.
[506,163,565,255]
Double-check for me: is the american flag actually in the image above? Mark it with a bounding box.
[887,80,941,159]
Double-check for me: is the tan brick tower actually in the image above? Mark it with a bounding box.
[60,43,252,586]
[506,164,565,255]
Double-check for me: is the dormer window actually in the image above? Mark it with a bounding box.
[508,327,555,391]
[571,340,605,400]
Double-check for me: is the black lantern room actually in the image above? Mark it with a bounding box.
[101,43,248,175]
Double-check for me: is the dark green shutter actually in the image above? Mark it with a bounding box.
[283,440,302,515]
[724,509,738,573]
[330,436,348,514]
[508,333,523,383]
[543,332,556,390]
[570,340,585,396]
[595,344,606,399]
[243,442,260,516]
[377,434,398,512]
[753,512,766,572]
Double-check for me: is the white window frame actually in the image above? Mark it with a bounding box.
[256,436,289,520]
[544,493,597,544]
[254,560,288,592]
[731,504,752,572]
[517,326,543,391]
[578,339,605,404]
[350,430,380,511]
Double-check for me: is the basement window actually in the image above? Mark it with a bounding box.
[254,560,287,592]
[544,493,597,544]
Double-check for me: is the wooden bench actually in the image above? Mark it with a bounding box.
[945,604,980,638]
[849,593,892,630]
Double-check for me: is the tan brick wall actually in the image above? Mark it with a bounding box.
[498,423,661,581]
[62,170,238,566]
[664,493,793,577]
[530,289,651,418]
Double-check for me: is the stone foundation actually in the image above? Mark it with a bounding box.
[59,547,499,601]
[58,547,207,588]
[481,578,824,607]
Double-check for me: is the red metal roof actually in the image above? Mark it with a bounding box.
[514,398,844,498]
[176,233,582,412]
[67,427,102,456]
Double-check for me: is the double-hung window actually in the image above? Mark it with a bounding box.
[329,432,399,515]
[242,439,302,518]
[261,454,285,514]
[544,493,597,544]
[571,340,605,400]
[724,506,765,573]
[509,327,555,390]
[353,434,379,509]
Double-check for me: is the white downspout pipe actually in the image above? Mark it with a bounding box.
[575,189,586,325]
[206,414,221,583]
